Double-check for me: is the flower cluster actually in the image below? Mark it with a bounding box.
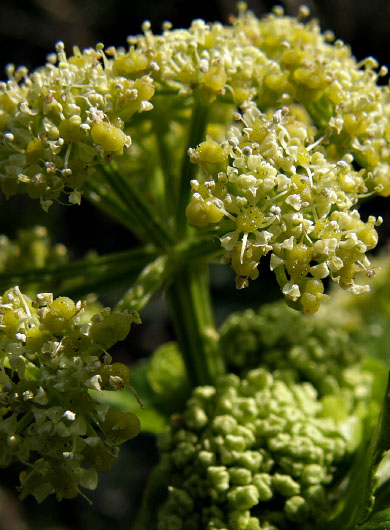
[121,5,390,194]
[157,368,350,530]
[0,286,140,502]
[186,103,382,312]
[0,42,154,209]
[219,299,377,400]
[119,17,273,105]
[0,225,67,276]
[237,6,390,196]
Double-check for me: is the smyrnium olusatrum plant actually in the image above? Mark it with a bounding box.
[1,3,390,529]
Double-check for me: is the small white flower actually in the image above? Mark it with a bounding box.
[285,194,302,211]
[282,281,301,301]
[63,410,76,421]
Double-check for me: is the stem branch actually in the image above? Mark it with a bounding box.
[176,98,209,238]
[166,263,224,387]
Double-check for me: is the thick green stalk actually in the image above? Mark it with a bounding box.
[132,467,166,530]
[169,232,221,263]
[166,263,224,387]
[176,97,209,237]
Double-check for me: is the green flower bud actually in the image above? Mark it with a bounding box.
[208,466,230,492]
[227,485,259,510]
[229,467,252,485]
[272,474,300,496]
[252,473,273,502]
[91,122,128,152]
[157,368,348,529]
[42,296,76,334]
[219,299,379,411]
[284,495,309,522]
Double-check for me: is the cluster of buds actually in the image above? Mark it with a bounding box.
[219,299,378,402]
[121,17,273,104]
[0,286,140,502]
[157,368,350,530]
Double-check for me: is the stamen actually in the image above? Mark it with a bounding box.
[240,232,249,264]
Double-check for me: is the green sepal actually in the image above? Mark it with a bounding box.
[90,359,167,435]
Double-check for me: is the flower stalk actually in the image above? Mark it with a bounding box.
[167,263,224,387]
[176,97,209,237]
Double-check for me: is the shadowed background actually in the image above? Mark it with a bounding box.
[0,1,389,529]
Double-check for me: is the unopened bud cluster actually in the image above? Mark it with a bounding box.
[157,369,348,530]
[0,286,140,502]
[219,299,376,401]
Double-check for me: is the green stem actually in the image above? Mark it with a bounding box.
[84,180,145,238]
[132,467,166,530]
[171,235,223,267]
[100,164,174,249]
[166,263,224,387]
[155,125,177,218]
[0,246,158,286]
[56,266,146,299]
[176,97,209,238]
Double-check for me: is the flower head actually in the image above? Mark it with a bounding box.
[187,102,381,311]
[0,286,140,502]
[0,43,154,208]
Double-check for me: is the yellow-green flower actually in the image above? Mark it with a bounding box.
[187,103,381,312]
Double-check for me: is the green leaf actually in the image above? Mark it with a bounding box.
[116,255,168,312]
[332,371,390,529]
[91,387,166,434]
[146,342,191,414]
[357,315,390,366]
[356,507,390,529]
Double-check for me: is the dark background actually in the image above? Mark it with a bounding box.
[1,1,390,529]
[1,0,390,73]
